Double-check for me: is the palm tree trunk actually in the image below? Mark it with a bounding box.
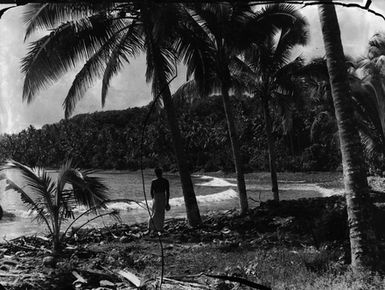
[143,11,202,227]
[319,2,378,271]
[52,214,60,255]
[262,98,279,202]
[221,82,248,214]
[161,82,202,227]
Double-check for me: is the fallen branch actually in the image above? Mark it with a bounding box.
[2,237,52,254]
[162,277,210,289]
[205,274,272,290]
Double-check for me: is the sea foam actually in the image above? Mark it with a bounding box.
[103,188,239,211]
[195,175,237,187]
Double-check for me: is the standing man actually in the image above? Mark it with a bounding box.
[148,168,170,232]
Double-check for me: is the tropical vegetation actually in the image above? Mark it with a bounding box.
[0,0,382,276]
[21,2,202,226]
[0,160,110,255]
[0,94,337,173]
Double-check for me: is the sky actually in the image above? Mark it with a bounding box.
[0,1,384,134]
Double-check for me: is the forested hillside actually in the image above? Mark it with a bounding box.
[0,94,341,172]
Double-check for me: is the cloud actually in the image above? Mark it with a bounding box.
[0,3,384,134]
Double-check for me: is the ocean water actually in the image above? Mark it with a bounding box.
[0,170,344,239]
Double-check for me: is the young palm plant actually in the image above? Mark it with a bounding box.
[1,160,108,254]
[21,2,202,226]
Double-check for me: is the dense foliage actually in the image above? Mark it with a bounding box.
[0,94,340,172]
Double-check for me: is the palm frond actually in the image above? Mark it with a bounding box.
[191,3,227,43]
[229,56,258,96]
[22,15,129,103]
[102,21,143,108]
[23,3,117,41]
[57,161,108,210]
[297,57,329,81]
[275,57,304,88]
[271,7,308,69]
[368,32,385,59]
[146,41,177,97]
[353,78,385,145]
[175,5,219,96]
[1,160,54,233]
[63,29,127,118]
[358,122,384,159]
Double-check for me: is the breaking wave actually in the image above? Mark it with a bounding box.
[195,175,237,187]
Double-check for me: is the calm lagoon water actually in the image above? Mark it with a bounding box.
[0,170,344,239]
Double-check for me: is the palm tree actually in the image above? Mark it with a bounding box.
[21,3,202,226]
[239,5,308,201]
[318,2,378,271]
[175,3,305,212]
[174,3,256,214]
[1,160,108,254]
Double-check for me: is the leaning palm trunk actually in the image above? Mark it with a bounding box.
[143,9,202,227]
[161,80,202,226]
[262,99,279,201]
[319,2,378,271]
[221,82,248,214]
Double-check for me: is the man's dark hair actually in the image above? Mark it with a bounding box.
[155,167,162,177]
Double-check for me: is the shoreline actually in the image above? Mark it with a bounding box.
[7,171,385,241]
[0,170,350,240]
[2,194,385,289]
